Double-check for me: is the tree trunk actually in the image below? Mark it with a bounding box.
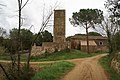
[17,0,21,76]
[86,24,89,54]
[27,47,32,71]
[107,30,112,54]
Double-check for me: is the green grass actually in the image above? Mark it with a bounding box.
[0,55,10,60]
[99,56,120,80]
[30,50,96,61]
[0,55,28,61]
[32,61,75,80]
[0,50,103,62]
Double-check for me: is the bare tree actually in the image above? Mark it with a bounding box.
[94,0,120,54]
[17,0,30,76]
[0,1,59,79]
[26,1,59,71]
[95,16,119,54]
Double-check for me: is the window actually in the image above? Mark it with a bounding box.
[99,41,103,45]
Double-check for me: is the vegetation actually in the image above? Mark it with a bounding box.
[32,61,75,80]
[88,32,102,36]
[35,30,53,46]
[0,46,6,56]
[30,50,96,62]
[96,0,120,54]
[0,50,97,61]
[100,56,120,80]
[10,28,33,50]
[113,31,120,51]
[70,9,103,53]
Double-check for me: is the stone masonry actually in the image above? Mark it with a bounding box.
[111,52,120,75]
[31,10,70,56]
[54,10,66,43]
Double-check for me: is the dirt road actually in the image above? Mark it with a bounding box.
[61,54,109,80]
[0,54,109,80]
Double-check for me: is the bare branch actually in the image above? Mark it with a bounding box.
[21,0,30,10]
[0,4,6,7]
[26,1,59,71]
[0,64,11,80]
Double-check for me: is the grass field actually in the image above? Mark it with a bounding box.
[30,50,96,61]
[32,61,75,80]
[100,56,120,80]
[0,50,101,62]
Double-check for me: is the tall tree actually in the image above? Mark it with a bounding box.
[17,0,30,76]
[95,0,120,54]
[70,9,103,53]
[26,2,58,71]
[35,30,53,46]
[95,16,119,54]
[42,30,53,42]
[105,0,120,27]
[10,28,33,50]
[114,31,120,51]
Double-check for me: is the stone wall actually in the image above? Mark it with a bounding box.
[111,52,120,74]
[31,45,44,56]
[43,42,70,53]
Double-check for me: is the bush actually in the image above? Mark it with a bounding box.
[4,63,35,80]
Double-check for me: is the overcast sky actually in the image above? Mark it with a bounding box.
[0,0,107,37]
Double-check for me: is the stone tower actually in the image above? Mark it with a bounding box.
[53,10,66,43]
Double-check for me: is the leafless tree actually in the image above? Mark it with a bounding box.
[95,16,119,54]
[17,0,30,76]
[0,1,59,79]
[26,1,59,71]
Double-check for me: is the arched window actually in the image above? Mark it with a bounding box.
[99,41,103,45]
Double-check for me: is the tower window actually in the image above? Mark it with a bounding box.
[99,41,103,45]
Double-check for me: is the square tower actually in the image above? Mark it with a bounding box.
[53,10,66,43]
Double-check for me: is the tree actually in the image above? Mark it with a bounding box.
[10,28,33,50]
[35,33,43,46]
[113,31,120,51]
[42,30,53,42]
[0,1,58,80]
[105,0,120,27]
[35,30,53,46]
[17,0,30,76]
[26,2,58,72]
[70,9,103,53]
[88,32,102,36]
[0,27,6,37]
[0,27,7,45]
[94,0,120,54]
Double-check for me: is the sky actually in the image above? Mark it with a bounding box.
[0,0,107,37]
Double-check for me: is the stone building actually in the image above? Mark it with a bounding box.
[32,10,69,56]
[69,35,108,53]
[54,10,65,43]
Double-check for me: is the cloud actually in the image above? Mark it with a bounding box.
[0,0,107,37]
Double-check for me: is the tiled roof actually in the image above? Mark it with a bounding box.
[71,35,107,40]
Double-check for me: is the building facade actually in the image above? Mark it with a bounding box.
[69,35,108,53]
